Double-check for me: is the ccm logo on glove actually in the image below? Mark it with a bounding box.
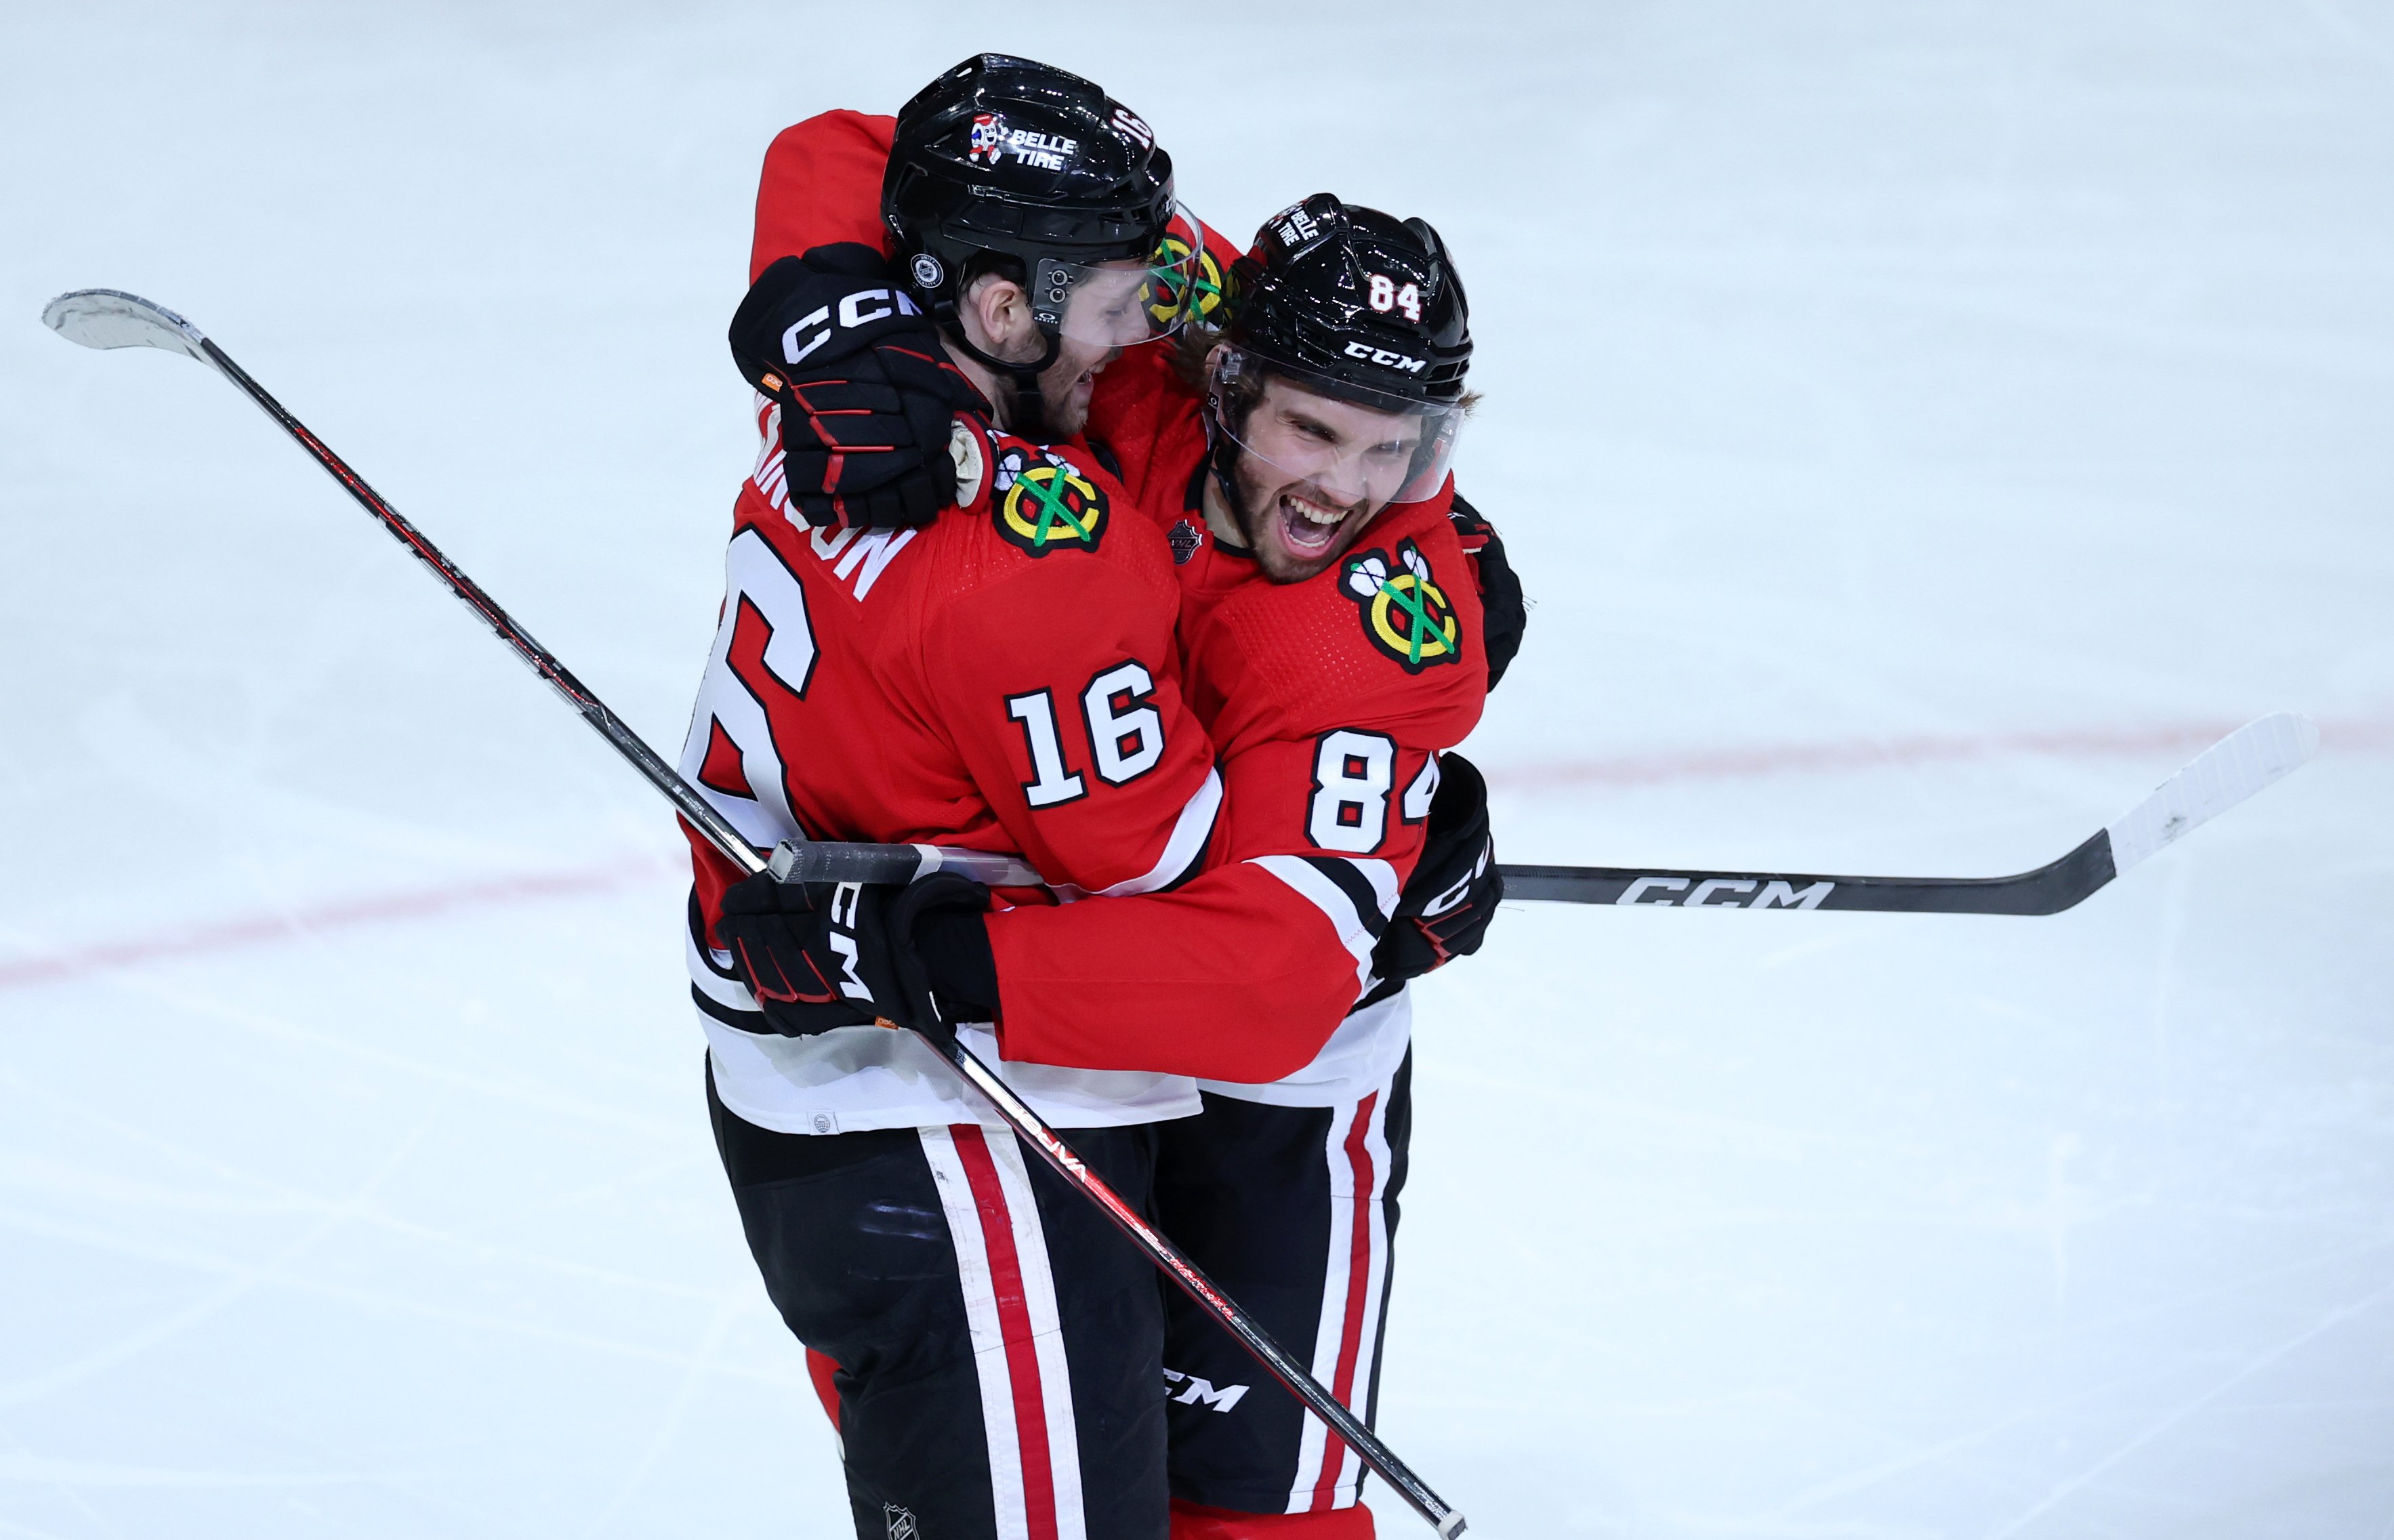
[821,882,874,1001]
[783,289,926,368]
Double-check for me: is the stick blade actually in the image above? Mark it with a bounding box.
[41,289,210,362]
[2105,711,2317,875]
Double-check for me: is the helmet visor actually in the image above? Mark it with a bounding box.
[1208,345,1464,507]
[1031,204,1205,349]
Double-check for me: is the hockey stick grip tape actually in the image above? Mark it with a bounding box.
[766,840,1045,890]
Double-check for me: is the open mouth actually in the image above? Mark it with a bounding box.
[1276,489,1357,556]
[1056,356,1107,405]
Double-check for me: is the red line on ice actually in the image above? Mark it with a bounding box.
[0,859,668,993]
[6,715,2382,993]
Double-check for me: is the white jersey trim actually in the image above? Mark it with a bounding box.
[1048,767,1223,902]
[703,1020,1203,1136]
[1199,988,1412,1108]
[1244,853,1392,993]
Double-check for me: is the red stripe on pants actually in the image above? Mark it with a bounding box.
[805,1347,841,1430]
[1310,1091,1380,1512]
[951,1124,1062,1540]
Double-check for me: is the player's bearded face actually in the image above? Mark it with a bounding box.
[1030,331,1119,438]
[1027,262,1164,436]
[1226,379,1424,584]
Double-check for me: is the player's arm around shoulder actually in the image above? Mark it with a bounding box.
[751,110,898,281]
[916,432,1220,900]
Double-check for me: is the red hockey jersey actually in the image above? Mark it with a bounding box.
[698,112,1485,1112]
[983,342,1487,1102]
[680,400,1226,1133]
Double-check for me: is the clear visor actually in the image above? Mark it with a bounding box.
[1031,204,1205,350]
[1208,345,1464,508]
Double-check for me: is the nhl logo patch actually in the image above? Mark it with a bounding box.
[994,446,1107,557]
[1342,538,1462,671]
[884,1504,919,1540]
[1168,518,1203,564]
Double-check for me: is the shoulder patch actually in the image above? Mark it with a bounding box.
[993,443,1108,557]
[1341,537,1464,672]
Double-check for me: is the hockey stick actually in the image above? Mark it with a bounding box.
[42,290,1468,1537]
[779,715,2313,919]
[1496,712,2316,912]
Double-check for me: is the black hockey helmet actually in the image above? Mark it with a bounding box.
[1207,194,1474,508]
[882,54,1197,434]
[1231,194,1472,404]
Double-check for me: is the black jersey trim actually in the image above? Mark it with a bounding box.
[1298,855,1391,940]
[691,981,767,1031]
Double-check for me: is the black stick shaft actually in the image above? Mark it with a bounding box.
[1498,831,2118,915]
[195,337,770,880]
[188,331,1466,1535]
[926,1033,1466,1536]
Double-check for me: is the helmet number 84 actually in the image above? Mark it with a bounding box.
[1366,274,1422,325]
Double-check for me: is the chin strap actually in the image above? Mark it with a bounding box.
[1200,389,1258,539]
[936,309,1061,442]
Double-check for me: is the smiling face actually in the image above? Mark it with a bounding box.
[1033,259,1175,435]
[1034,329,1119,438]
[955,272,1122,438]
[1212,375,1429,583]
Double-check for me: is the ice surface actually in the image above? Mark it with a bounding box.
[2,2,2389,1536]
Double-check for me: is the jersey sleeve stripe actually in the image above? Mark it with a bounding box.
[1246,854,1379,993]
[1296,856,1395,940]
[1052,766,1224,901]
[691,982,766,1031]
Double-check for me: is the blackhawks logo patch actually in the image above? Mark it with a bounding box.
[994,446,1107,557]
[1342,538,1463,672]
[1149,232,1232,333]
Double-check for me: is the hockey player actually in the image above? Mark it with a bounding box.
[678,58,1234,1539]
[1117,201,1489,1539]
[733,188,1500,1538]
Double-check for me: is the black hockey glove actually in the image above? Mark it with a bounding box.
[1449,494,1525,691]
[1371,752,1504,983]
[715,870,998,1038]
[728,244,989,530]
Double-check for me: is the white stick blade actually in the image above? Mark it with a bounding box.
[2105,712,2318,874]
[41,289,210,362]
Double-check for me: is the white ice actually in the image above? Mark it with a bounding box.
[2,3,2389,1535]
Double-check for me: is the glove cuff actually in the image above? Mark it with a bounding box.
[913,907,999,1020]
[949,418,991,507]
[888,873,999,1022]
